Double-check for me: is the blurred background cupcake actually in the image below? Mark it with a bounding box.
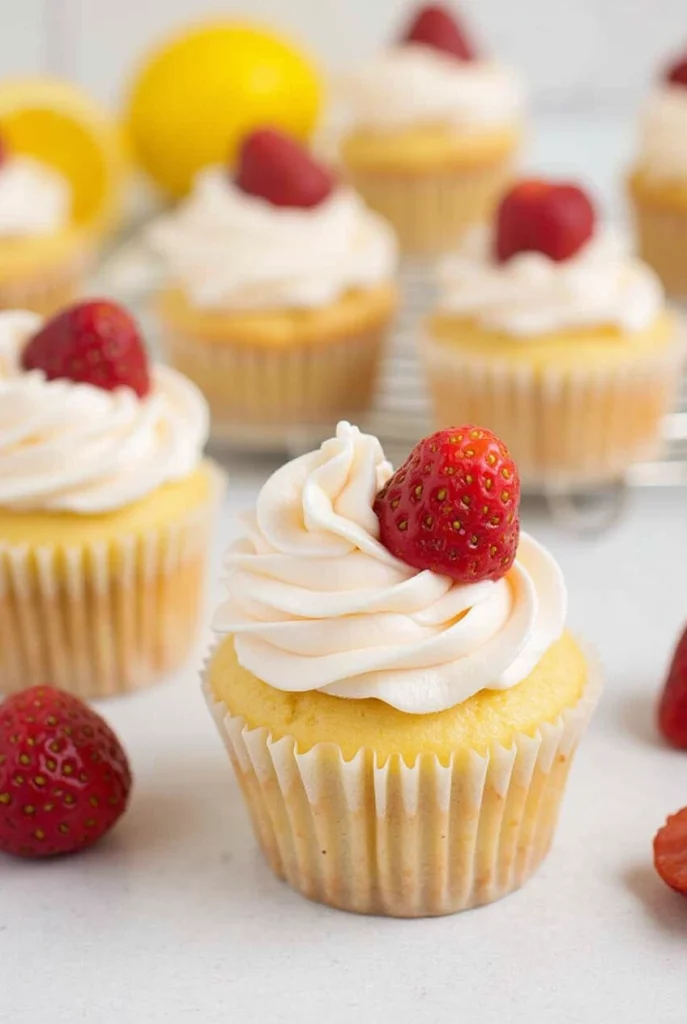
[150,128,398,445]
[0,301,221,699]
[337,2,525,255]
[422,178,686,489]
[0,79,126,315]
[628,49,687,299]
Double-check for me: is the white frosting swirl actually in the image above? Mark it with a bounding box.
[342,44,523,133]
[214,422,566,715]
[437,226,663,335]
[0,311,209,514]
[638,85,687,181]
[0,156,71,237]
[149,166,397,310]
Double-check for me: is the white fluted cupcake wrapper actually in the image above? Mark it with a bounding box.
[202,648,602,918]
[0,465,225,700]
[161,324,388,448]
[0,244,92,315]
[422,327,687,489]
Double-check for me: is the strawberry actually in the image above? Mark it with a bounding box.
[401,3,475,61]
[21,299,151,398]
[654,807,687,897]
[658,624,687,749]
[374,425,520,583]
[235,128,336,209]
[666,56,687,88]
[495,179,596,264]
[0,686,132,859]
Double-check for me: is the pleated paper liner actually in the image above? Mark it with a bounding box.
[421,328,687,490]
[202,648,602,918]
[346,156,515,256]
[0,463,225,700]
[631,197,687,301]
[0,242,93,317]
[161,323,390,450]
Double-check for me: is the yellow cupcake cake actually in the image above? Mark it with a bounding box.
[151,127,398,444]
[627,52,687,297]
[204,422,601,917]
[0,78,126,314]
[423,178,686,489]
[0,302,221,699]
[338,3,524,254]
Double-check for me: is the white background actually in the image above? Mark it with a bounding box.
[3,0,687,111]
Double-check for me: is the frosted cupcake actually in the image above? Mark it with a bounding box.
[628,53,687,297]
[0,144,91,314]
[338,3,524,254]
[151,128,398,444]
[205,421,601,917]
[0,301,221,699]
[423,178,685,489]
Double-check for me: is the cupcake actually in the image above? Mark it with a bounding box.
[338,3,524,255]
[0,144,91,314]
[422,179,686,489]
[204,422,601,917]
[0,300,221,699]
[628,53,687,297]
[151,128,398,444]
[0,79,126,315]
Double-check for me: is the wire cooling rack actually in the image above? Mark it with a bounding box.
[95,241,687,490]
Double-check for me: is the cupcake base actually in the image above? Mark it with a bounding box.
[203,634,601,918]
[631,200,687,300]
[422,318,687,490]
[157,284,397,445]
[0,233,93,315]
[0,461,224,700]
[347,160,514,257]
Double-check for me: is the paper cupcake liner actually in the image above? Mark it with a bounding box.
[161,323,389,446]
[0,466,224,700]
[422,329,687,489]
[631,199,687,300]
[0,246,92,316]
[346,158,515,256]
[202,649,602,918]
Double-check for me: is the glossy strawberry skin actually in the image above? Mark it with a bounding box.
[495,179,596,263]
[21,299,151,398]
[402,3,475,61]
[658,625,687,749]
[374,425,520,584]
[654,807,687,896]
[0,686,132,859]
[235,127,335,209]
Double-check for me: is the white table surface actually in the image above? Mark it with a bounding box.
[3,465,687,1024]
[4,114,687,1022]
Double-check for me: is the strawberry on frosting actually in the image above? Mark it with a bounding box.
[235,127,336,209]
[374,425,519,583]
[401,3,475,62]
[22,299,151,397]
[495,179,596,264]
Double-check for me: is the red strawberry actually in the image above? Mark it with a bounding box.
[666,56,687,88]
[402,3,475,61]
[21,299,150,398]
[0,685,132,858]
[495,179,596,263]
[235,128,336,209]
[658,624,687,749]
[374,425,520,583]
[654,807,687,896]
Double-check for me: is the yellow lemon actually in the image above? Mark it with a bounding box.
[125,21,322,198]
[0,77,127,232]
